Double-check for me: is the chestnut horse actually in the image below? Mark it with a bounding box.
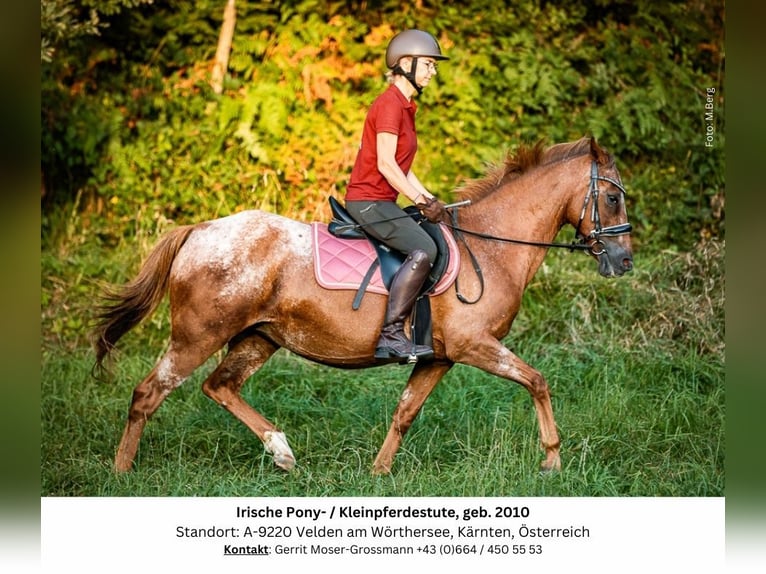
[92,137,633,474]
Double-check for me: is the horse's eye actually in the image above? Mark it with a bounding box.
[606,194,619,207]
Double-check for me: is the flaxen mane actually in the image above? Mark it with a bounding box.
[457,137,598,202]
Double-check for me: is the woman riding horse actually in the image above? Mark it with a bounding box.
[345,29,449,362]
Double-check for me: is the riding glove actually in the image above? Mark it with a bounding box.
[418,197,447,223]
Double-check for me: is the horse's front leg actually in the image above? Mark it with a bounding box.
[372,360,453,474]
[452,336,561,472]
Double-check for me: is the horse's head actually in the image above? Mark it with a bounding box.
[573,138,634,277]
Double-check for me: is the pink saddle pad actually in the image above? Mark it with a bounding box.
[311,223,460,297]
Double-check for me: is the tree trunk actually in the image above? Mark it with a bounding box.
[210,0,236,94]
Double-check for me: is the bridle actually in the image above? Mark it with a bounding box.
[446,159,633,304]
[573,160,633,255]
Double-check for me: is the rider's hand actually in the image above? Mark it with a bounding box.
[418,197,447,223]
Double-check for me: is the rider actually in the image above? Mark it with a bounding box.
[345,29,449,362]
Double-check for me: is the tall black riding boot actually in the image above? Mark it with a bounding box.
[374,249,434,362]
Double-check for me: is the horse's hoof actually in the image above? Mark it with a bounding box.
[264,431,295,471]
[274,453,296,472]
[539,455,561,474]
[114,454,134,473]
[371,459,393,475]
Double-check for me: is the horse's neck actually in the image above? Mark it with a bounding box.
[458,160,583,288]
[463,160,579,244]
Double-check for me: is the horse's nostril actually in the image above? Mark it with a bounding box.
[623,258,633,270]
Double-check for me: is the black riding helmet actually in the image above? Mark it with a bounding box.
[385,29,448,94]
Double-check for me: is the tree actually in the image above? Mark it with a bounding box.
[211,0,237,94]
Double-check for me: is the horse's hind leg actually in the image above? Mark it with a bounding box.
[201,333,295,471]
[115,342,213,472]
[372,360,453,474]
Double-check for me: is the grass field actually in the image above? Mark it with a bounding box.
[41,238,724,498]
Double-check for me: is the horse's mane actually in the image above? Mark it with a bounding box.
[457,137,601,202]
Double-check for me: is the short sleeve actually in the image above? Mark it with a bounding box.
[372,92,403,135]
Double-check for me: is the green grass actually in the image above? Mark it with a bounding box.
[41,240,724,497]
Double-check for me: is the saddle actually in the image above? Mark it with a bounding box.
[312,197,461,351]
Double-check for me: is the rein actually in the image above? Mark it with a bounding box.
[445,209,590,305]
[444,210,588,305]
[445,219,591,251]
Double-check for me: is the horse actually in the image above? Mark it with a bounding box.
[92,136,633,475]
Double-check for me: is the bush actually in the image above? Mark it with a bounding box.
[41,0,724,251]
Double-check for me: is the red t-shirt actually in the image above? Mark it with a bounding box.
[345,85,418,202]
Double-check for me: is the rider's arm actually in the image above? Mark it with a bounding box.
[376,131,434,204]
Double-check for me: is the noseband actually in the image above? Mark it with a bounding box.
[574,161,633,255]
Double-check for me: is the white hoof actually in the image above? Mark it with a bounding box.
[264,431,296,471]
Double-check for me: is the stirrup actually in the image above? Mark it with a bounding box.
[374,343,433,364]
[404,348,434,364]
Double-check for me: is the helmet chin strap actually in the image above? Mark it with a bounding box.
[393,57,422,95]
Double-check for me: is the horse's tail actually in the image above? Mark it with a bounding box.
[91,225,195,377]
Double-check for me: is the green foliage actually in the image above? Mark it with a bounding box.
[40,0,155,62]
[41,0,724,249]
[41,0,99,62]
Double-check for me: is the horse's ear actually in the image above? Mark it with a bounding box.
[589,137,609,165]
